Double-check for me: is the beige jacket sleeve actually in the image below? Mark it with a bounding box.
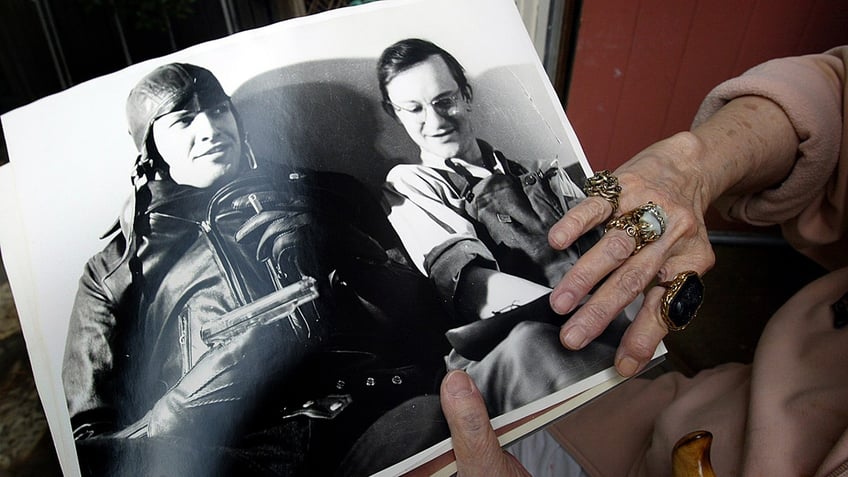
[694,46,848,269]
[549,46,848,477]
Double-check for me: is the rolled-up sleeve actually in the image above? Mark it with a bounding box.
[382,164,497,298]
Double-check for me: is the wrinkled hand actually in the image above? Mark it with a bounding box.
[440,370,531,477]
[548,132,717,377]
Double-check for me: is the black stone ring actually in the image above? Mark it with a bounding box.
[658,271,704,331]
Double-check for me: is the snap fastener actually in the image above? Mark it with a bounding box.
[391,375,403,385]
[365,377,375,387]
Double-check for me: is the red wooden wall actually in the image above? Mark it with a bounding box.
[566,0,848,173]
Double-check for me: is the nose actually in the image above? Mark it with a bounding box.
[191,112,218,140]
[421,103,451,132]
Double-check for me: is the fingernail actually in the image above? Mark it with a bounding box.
[550,230,568,248]
[561,327,586,349]
[445,371,473,398]
[551,290,575,314]
[617,355,639,377]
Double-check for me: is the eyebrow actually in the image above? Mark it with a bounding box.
[159,110,195,126]
[395,89,459,104]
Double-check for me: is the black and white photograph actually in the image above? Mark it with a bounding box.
[0,0,660,475]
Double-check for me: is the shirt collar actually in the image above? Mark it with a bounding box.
[420,139,506,177]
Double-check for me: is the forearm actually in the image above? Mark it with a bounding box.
[455,266,551,319]
[689,95,799,207]
[691,47,845,225]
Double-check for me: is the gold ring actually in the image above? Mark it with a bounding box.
[605,201,667,254]
[583,170,622,214]
[658,271,704,331]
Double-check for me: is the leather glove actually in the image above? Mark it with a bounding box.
[236,210,311,264]
[146,322,307,441]
[235,207,387,280]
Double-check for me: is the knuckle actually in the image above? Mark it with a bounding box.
[553,214,581,236]
[578,301,612,331]
[604,233,634,261]
[565,266,595,293]
[657,238,716,281]
[551,200,607,246]
[584,197,610,219]
[459,408,489,435]
[617,268,649,299]
[674,211,698,231]
[626,331,660,361]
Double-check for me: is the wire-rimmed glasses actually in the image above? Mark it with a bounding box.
[387,92,463,122]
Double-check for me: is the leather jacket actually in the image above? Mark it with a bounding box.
[62,166,451,475]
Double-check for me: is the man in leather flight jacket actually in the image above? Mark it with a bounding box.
[62,63,451,476]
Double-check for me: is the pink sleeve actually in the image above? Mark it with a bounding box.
[693,46,848,268]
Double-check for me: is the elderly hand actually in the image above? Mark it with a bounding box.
[440,370,531,477]
[548,132,717,377]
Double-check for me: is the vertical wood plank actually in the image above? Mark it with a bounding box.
[566,0,848,173]
[605,0,697,168]
[565,0,640,171]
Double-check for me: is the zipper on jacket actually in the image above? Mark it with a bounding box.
[199,218,251,307]
[178,309,191,374]
[148,209,251,307]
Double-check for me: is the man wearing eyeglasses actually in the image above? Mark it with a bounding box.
[377,39,616,416]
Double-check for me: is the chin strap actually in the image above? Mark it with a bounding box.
[131,153,155,189]
[244,137,258,170]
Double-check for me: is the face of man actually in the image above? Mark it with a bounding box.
[152,100,242,188]
[385,55,479,163]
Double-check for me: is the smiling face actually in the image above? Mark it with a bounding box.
[151,100,242,188]
[385,55,480,164]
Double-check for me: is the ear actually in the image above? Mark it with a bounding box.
[462,84,474,104]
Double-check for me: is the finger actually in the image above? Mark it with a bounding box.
[440,371,525,477]
[558,241,664,350]
[550,226,639,316]
[235,211,291,242]
[256,214,311,260]
[614,286,669,377]
[615,245,713,376]
[270,233,298,265]
[548,196,614,250]
[656,240,715,284]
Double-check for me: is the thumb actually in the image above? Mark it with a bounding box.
[440,370,530,477]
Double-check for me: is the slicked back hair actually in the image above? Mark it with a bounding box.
[377,38,472,119]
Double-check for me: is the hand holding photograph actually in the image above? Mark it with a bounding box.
[0,0,664,475]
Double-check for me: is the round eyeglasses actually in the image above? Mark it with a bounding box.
[387,93,463,122]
